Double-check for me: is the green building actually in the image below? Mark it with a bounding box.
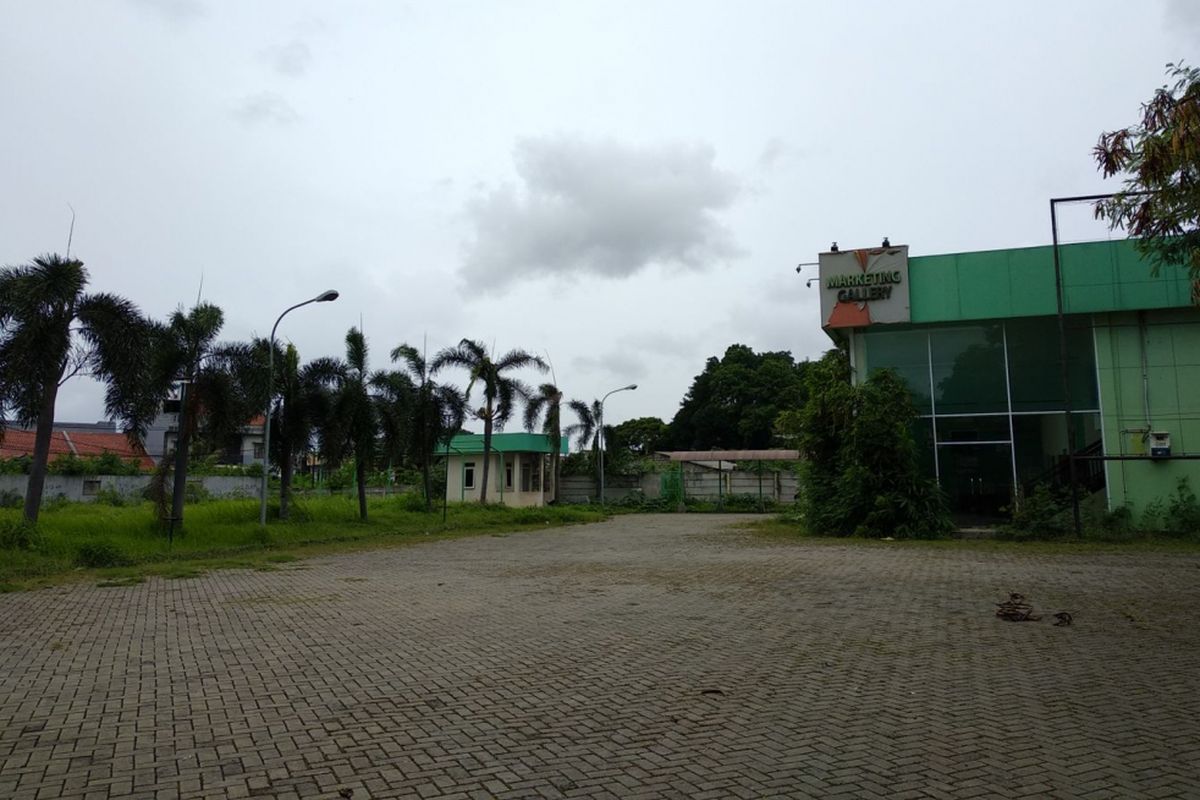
[817,239,1200,519]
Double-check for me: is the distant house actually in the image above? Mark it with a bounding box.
[0,421,156,470]
[439,432,568,507]
[143,398,265,466]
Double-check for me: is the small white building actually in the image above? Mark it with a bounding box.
[440,432,567,507]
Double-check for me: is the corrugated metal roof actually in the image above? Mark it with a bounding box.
[657,450,801,462]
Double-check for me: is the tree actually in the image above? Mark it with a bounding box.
[431,340,547,503]
[370,368,417,487]
[321,328,377,521]
[666,344,809,450]
[609,416,669,456]
[389,344,467,510]
[523,383,564,504]
[796,349,952,539]
[1095,62,1200,293]
[0,254,154,524]
[147,303,262,527]
[266,342,340,520]
[564,398,606,496]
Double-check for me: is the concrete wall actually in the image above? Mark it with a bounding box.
[558,470,798,504]
[1095,307,1200,514]
[0,474,261,504]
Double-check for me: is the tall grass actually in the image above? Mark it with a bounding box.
[0,496,606,589]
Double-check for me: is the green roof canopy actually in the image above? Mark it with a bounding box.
[438,432,568,455]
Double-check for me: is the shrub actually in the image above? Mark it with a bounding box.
[326,462,354,492]
[1164,477,1200,537]
[0,519,42,550]
[184,481,211,504]
[0,456,31,475]
[93,486,129,507]
[796,350,953,538]
[75,540,132,568]
[396,491,430,513]
[1005,484,1071,539]
[0,489,22,509]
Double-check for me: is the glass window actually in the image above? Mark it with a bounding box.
[935,415,1011,444]
[863,329,931,414]
[1006,317,1099,412]
[911,417,936,476]
[464,462,475,489]
[505,460,514,489]
[931,325,1008,414]
[1013,412,1103,494]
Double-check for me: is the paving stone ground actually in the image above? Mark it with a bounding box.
[2,514,1200,799]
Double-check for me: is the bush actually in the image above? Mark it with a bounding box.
[326,462,354,492]
[0,519,42,550]
[796,351,953,538]
[93,486,130,507]
[75,540,132,568]
[1005,484,1071,539]
[1159,477,1200,537]
[184,481,211,504]
[48,452,143,476]
[0,489,22,509]
[395,490,430,512]
[0,456,31,475]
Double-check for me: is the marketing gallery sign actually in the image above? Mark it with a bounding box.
[818,245,910,329]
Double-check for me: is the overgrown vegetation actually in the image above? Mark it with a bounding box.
[1,453,144,476]
[1005,477,1200,541]
[789,349,954,539]
[0,495,607,590]
[1094,62,1200,288]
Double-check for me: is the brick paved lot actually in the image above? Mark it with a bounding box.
[2,515,1200,799]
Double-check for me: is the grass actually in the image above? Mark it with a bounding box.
[0,496,607,591]
[746,517,1200,554]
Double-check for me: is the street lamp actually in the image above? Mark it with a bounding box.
[259,290,339,526]
[598,383,637,506]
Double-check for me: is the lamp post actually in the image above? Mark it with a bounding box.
[259,290,339,526]
[598,383,637,506]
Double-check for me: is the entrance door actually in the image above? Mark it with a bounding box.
[937,443,1013,521]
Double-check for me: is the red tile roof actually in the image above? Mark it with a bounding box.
[0,427,156,470]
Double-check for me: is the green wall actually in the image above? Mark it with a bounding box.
[1094,308,1200,513]
[910,240,1196,323]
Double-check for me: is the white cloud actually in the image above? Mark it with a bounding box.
[232,91,300,126]
[1165,0,1200,38]
[263,40,312,77]
[460,136,743,292]
[129,0,203,23]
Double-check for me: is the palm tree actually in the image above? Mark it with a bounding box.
[523,383,564,504]
[0,254,153,524]
[565,398,609,499]
[320,328,376,521]
[147,303,262,527]
[370,367,417,490]
[266,342,340,520]
[431,339,547,504]
[391,343,466,510]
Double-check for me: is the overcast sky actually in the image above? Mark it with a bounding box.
[2,1,1196,432]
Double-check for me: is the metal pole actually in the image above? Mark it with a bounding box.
[597,384,637,507]
[1050,199,1082,537]
[259,290,339,527]
[598,406,605,506]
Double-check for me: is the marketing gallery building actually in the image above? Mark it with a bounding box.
[818,240,1200,518]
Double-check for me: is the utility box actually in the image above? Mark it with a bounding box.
[1149,431,1171,458]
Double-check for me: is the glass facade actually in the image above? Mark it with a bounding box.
[862,316,1102,516]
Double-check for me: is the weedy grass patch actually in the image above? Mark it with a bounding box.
[0,496,607,590]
